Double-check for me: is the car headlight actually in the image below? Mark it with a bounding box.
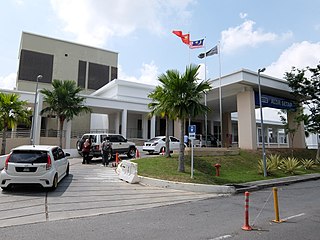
[152,142,158,146]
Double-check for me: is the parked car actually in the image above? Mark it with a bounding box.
[193,134,221,147]
[76,133,136,160]
[0,145,70,191]
[142,136,183,154]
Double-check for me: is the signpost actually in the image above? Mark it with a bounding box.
[188,125,196,178]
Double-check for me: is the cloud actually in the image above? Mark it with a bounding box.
[221,20,292,54]
[0,73,17,90]
[118,62,159,85]
[239,12,247,19]
[266,41,320,79]
[50,0,195,47]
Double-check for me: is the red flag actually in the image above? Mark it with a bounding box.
[172,30,190,45]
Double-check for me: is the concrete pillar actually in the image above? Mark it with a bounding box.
[150,116,156,138]
[142,114,148,139]
[121,109,127,138]
[287,111,306,148]
[237,89,257,150]
[222,112,232,147]
[115,112,120,134]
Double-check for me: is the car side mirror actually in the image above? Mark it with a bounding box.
[65,153,71,157]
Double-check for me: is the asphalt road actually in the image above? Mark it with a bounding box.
[0,156,219,228]
[1,179,319,240]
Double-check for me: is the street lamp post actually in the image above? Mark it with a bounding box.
[30,74,42,145]
[258,68,267,177]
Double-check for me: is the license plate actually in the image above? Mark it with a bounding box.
[23,167,30,172]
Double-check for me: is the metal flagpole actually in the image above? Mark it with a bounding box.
[218,41,223,147]
[204,37,208,147]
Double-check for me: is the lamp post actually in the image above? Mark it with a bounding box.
[258,68,267,177]
[30,74,42,145]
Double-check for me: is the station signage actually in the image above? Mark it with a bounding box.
[254,92,296,110]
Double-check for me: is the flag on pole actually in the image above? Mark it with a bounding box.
[172,30,190,45]
[189,39,204,49]
[198,45,218,59]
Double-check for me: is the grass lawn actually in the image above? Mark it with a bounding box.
[132,149,320,185]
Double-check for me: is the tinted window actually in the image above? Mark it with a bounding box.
[78,60,87,88]
[170,137,179,142]
[18,49,53,83]
[9,150,48,164]
[88,62,109,90]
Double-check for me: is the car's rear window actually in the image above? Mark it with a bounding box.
[9,150,48,164]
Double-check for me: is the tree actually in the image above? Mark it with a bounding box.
[154,64,211,172]
[148,71,180,157]
[0,93,31,155]
[40,80,91,147]
[284,65,320,158]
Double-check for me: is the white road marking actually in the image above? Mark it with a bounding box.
[282,213,305,221]
[209,235,232,240]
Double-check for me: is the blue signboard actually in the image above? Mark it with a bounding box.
[254,92,296,110]
[188,125,196,133]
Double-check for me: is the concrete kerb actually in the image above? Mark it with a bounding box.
[138,175,236,194]
[232,173,320,193]
[138,173,320,195]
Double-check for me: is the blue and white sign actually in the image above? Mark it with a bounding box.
[188,125,196,133]
[254,92,296,110]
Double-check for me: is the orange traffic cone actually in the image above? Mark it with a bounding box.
[136,149,140,158]
[116,152,120,165]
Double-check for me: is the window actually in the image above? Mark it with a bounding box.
[88,62,109,90]
[78,60,87,88]
[18,49,53,83]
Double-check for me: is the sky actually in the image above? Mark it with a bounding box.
[1,0,320,90]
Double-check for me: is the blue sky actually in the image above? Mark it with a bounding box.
[1,0,320,89]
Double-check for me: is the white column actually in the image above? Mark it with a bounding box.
[115,112,120,134]
[237,89,257,150]
[121,109,127,138]
[142,114,148,139]
[150,116,156,138]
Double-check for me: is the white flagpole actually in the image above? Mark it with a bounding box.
[218,41,223,147]
[204,37,208,147]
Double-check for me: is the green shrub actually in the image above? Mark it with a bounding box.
[280,157,301,174]
[267,154,282,169]
[257,158,278,176]
[300,159,316,170]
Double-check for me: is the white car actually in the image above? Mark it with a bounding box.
[0,145,70,191]
[142,136,182,154]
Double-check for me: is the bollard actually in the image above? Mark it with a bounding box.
[161,147,165,156]
[214,163,221,176]
[242,191,252,231]
[272,187,283,223]
[135,149,140,158]
[116,152,120,165]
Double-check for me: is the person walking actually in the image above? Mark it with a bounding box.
[82,138,91,164]
[101,137,110,167]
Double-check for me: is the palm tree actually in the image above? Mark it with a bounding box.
[0,93,31,155]
[165,64,212,172]
[40,80,91,147]
[148,70,180,157]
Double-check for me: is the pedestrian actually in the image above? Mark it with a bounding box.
[184,134,189,147]
[82,138,91,164]
[101,137,110,167]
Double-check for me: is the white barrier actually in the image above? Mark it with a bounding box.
[116,160,140,184]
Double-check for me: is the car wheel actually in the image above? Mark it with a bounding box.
[51,174,58,190]
[127,147,136,158]
[66,164,70,176]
